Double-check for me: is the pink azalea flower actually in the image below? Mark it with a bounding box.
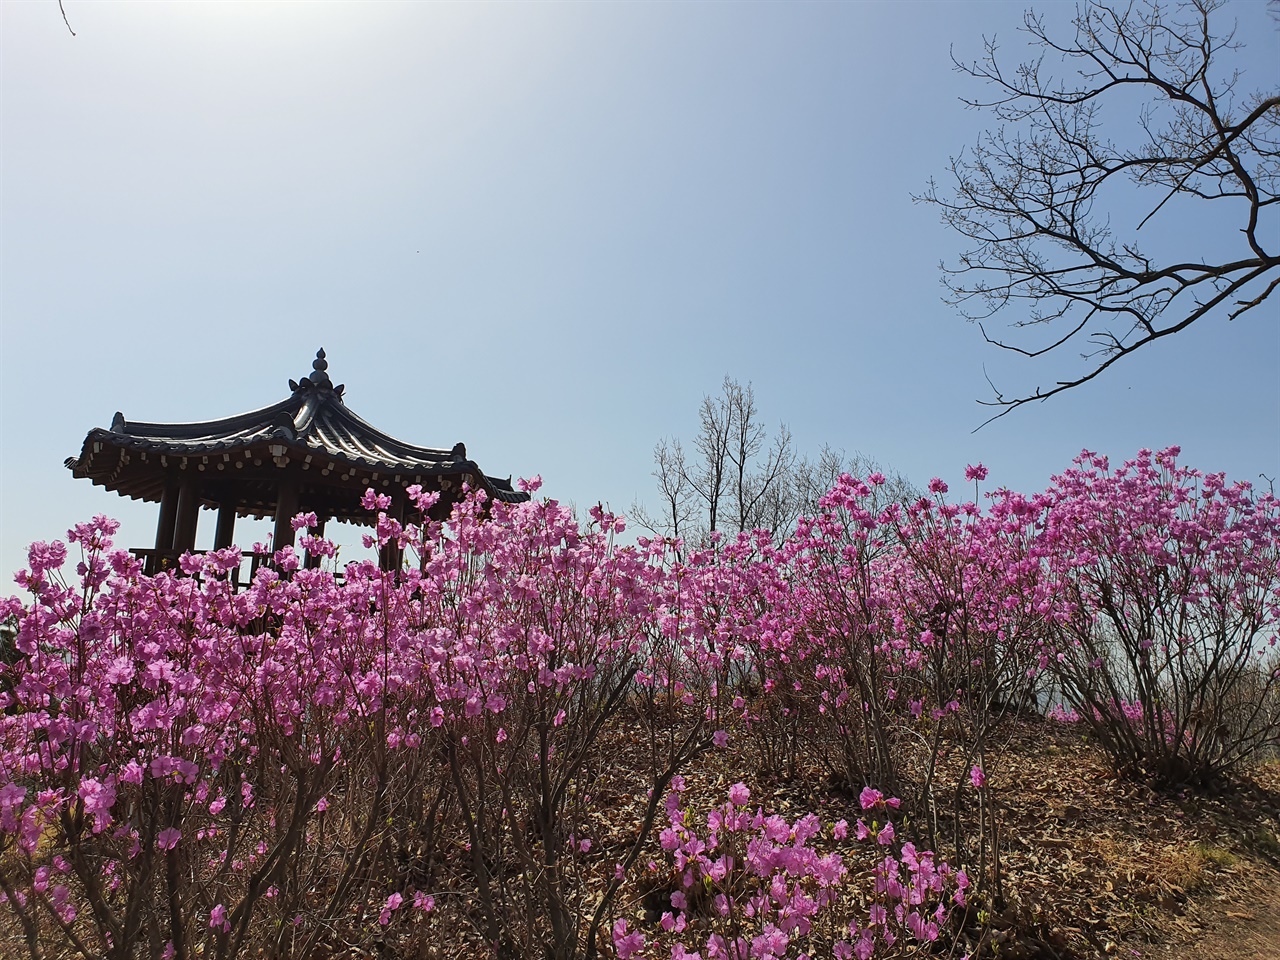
[156,828,181,851]
[378,892,403,925]
[858,787,882,810]
[612,919,645,960]
[210,904,230,933]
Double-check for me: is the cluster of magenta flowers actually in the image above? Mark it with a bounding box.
[0,447,1276,959]
[612,783,967,960]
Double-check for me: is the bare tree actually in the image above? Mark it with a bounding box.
[633,378,914,546]
[689,382,736,536]
[639,437,699,546]
[789,445,917,522]
[919,0,1278,422]
[633,377,790,544]
[722,379,796,534]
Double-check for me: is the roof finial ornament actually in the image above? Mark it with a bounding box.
[290,348,334,393]
[310,348,333,389]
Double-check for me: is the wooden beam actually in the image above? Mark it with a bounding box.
[172,480,200,553]
[273,477,300,551]
[214,502,236,550]
[306,516,328,569]
[155,479,179,550]
[379,493,407,572]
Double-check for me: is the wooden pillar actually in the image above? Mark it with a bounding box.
[172,480,200,552]
[154,479,179,550]
[273,478,300,551]
[214,502,236,550]
[306,516,327,569]
[378,493,406,572]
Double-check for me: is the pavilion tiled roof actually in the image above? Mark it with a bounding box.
[66,349,528,522]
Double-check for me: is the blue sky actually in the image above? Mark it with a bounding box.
[2,0,1277,577]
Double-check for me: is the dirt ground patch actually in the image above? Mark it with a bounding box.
[1147,879,1280,960]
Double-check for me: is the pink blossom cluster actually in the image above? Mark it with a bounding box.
[613,782,967,960]
[0,446,1276,958]
[0,489,708,958]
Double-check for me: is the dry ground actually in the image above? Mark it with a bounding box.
[5,718,1278,959]
[606,717,1280,960]
[976,723,1280,959]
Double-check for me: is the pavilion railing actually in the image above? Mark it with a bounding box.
[129,548,282,591]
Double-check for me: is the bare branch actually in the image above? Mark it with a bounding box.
[639,381,915,542]
[59,0,76,36]
[919,0,1278,421]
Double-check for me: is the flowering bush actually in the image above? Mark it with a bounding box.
[726,468,1047,890]
[0,516,448,959]
[1,447,1276,959]
[613,782,968,960]
[0,489,721,960]
[1038,448,1280,784]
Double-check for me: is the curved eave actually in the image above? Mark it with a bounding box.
[70,426,469,479]
[118,396,300,442]
[318,400,457,465]
[81,389,472,475]
[67,426,528,512]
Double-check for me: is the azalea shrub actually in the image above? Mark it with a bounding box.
[1,447,1277,960]
[729,471,1051,888]
[613,782,968,960]
[2,513,467,960]
[1037,448,1280,784]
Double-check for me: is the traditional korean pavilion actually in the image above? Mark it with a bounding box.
[66,349,528,571]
